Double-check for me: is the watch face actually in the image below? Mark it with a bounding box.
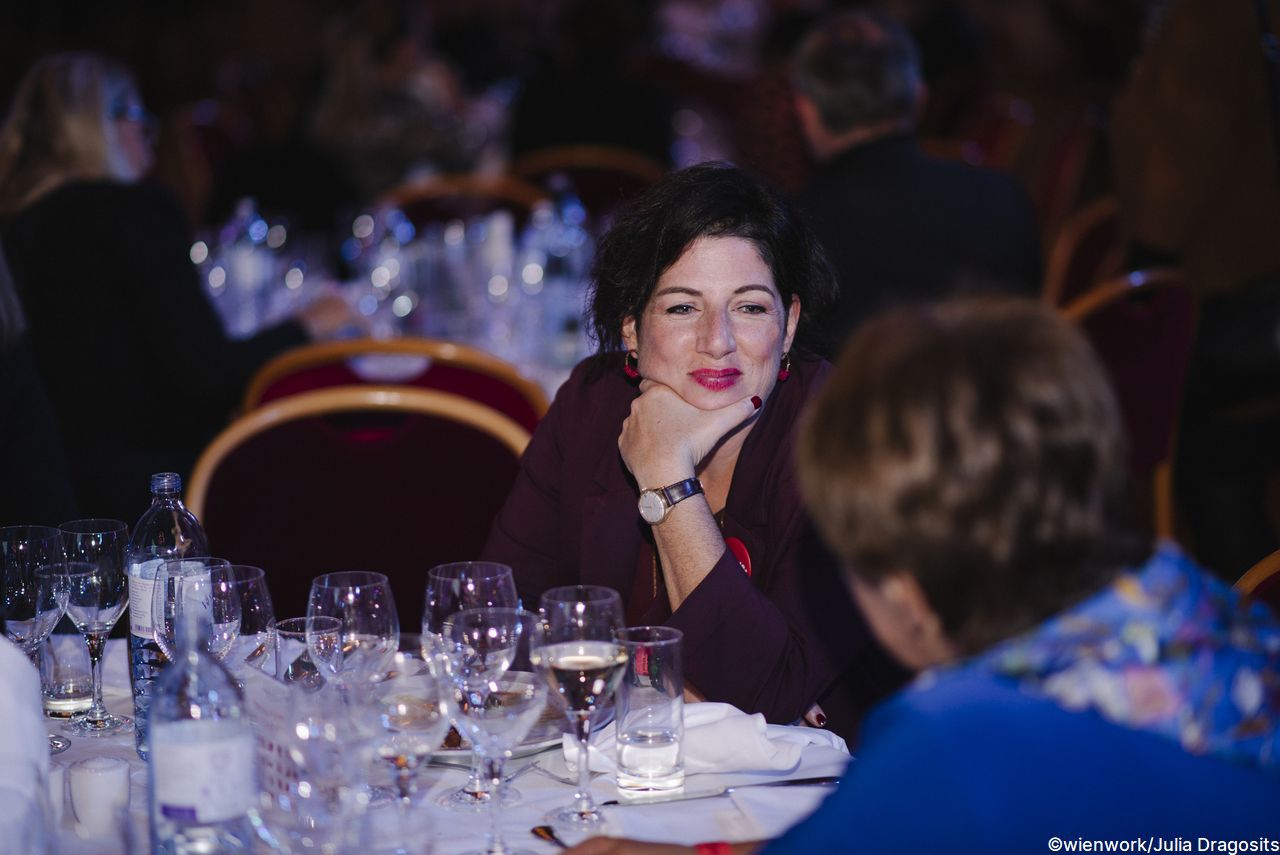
[638,490,667,524]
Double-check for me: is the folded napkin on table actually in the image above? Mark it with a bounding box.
[563,702,848,774]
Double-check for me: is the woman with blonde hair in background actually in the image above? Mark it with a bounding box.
[0,52,357,521]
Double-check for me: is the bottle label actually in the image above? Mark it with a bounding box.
[128,559,162,637]
[151,719,255,824]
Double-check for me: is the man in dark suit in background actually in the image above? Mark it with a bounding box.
[792,10,1041,346]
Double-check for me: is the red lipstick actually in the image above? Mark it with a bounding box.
[690,368,741,391]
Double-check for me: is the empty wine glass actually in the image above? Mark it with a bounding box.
[347,633,449,850]
[443,608,547,855]
[307,572,399,689]
[532,585,626,831]
[60,517,132,736]
[151,558,240,662]
[226,565,274,677]
[422,561,519,811]
[262,681,366,852]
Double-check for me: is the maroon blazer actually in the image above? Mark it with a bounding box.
[483,353,906,741]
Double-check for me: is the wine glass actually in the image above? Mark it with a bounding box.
[422,561,519,811]
[0,527,66,660]
[443,608,547,855]
[60,517,131,736]
[307,572,399,689]
[532,585,627,831]
[347,633,450,850]
[226,565,275,677]
[1,526,71,754]
[262,682,366,852]
[150,558,240,662]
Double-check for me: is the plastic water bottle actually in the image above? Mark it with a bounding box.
[127,473,208,760]
[148,599,255,852]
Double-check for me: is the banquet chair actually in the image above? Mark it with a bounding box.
[187,386,530,629]
[241,337,549,433]
[1042,195,1124,307]
[511,144,668,227]
[1061,268,1197,541]
[1235,547,1280,612]
[381,173,548,228]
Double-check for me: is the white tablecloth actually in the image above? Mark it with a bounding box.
[48,640,848,853]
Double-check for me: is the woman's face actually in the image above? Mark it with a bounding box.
[105,90,154,182]
[622,236,800,410]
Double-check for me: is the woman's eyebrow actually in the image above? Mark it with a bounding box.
[652,284,777,299]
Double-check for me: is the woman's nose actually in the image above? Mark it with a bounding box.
[697,310,736,357]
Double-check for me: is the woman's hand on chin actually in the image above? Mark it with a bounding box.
[619,379,762,488]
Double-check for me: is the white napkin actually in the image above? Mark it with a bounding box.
[563,702,848,775]
[0,635,50,781]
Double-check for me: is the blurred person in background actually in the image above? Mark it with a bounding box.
[1112,0,1280,581]
[791,9,1041,346]
[0,248,76,525]
[0,52,357,522]
[566,297,1280,855]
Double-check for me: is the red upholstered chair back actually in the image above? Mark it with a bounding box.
[187,386,530,630]
[1236,548,1280,613]
[242,338,548,434]
[1061,269,1197,540]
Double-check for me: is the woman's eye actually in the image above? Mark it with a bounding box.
[665,304,695,315]
[738,304,769,314]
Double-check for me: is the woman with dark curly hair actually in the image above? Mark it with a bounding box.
[483,163,905,739]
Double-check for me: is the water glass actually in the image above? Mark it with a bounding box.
[40,631,93,719]
[615,626,685,792]
[273,616,343,690]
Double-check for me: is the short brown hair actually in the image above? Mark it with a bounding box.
[798,297,1147,654]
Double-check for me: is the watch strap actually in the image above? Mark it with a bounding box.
[659,477,703,509]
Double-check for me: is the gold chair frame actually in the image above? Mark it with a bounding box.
[381,173,548,214]
[241,336,550,418]
[1236,547,1280,598]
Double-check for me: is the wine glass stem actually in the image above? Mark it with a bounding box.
[482,755,506,854]
[572,713,594,816]
[464,752,486,795]
[84,631,107,720]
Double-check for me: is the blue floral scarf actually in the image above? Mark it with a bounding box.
[965,544,1280,773]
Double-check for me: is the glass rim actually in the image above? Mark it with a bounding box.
[310,570,390,588]
[61,560,110,577]
[540,584,622,605]
[0,524,62,542]
[272,615,341,635]
[57,519,128,534]
[225,565,266,583]
[615,625,683,645]
[427,561,513,581]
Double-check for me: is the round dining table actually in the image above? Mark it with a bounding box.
[48,640,848,854]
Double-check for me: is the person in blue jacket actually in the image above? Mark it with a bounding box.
[568,297,1280,855]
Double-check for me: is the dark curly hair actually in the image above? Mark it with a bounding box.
[798,297,1149,655]
[587,162,837,366]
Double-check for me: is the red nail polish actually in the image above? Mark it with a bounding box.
[751,395,762,410]
[815,713,827,727]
